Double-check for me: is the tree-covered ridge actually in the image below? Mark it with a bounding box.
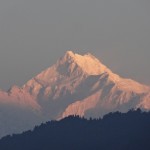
[0,109,150,150]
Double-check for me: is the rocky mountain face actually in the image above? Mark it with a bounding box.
[0,51,150,138]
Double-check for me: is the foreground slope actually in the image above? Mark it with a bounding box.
[0,110,150,150]
[0,50,150,138]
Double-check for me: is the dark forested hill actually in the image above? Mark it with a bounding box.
[0,109,150,150]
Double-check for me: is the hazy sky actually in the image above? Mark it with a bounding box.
[0,0,150,90]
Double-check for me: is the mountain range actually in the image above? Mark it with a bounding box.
[0,50,150,138]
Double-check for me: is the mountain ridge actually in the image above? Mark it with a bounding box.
[0,50,150,138]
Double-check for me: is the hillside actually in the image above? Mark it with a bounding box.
[0,109,150,150]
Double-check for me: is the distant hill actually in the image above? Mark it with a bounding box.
[0,109,150,150]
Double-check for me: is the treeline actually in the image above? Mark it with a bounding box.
[0,109,150,150]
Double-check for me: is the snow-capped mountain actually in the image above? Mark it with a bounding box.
[0,51,150,138]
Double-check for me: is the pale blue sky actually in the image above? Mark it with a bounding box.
[0,0,150,89]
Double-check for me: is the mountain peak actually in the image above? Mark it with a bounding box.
[26,51,111,88]
[61,51,110,75]
[65,51,99,61]
[65,50,75,57]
